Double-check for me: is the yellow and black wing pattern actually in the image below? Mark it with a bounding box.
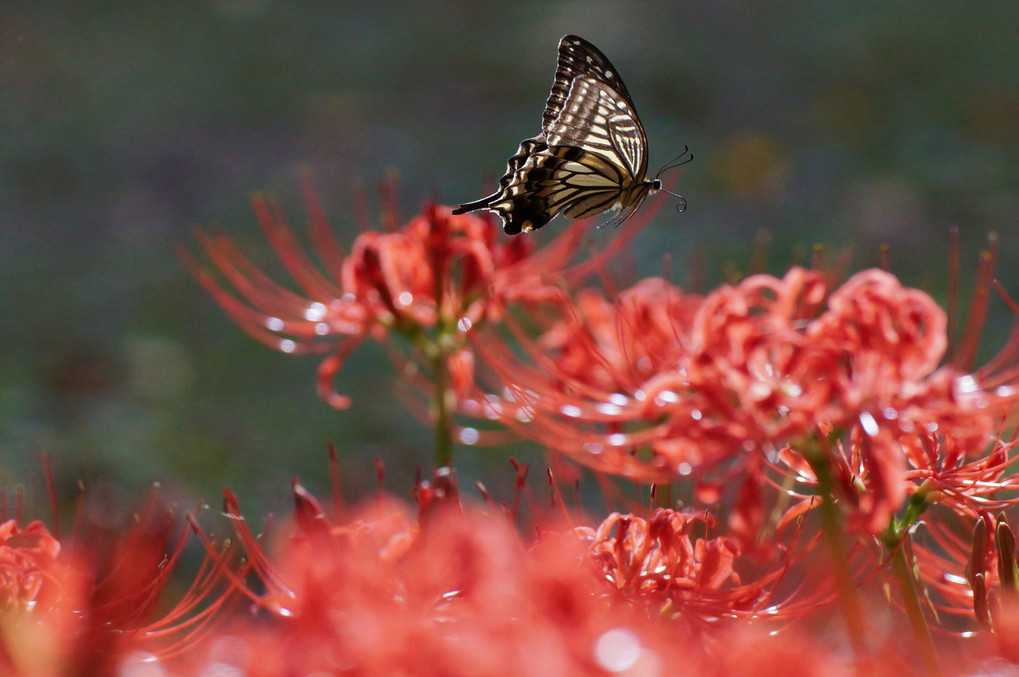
[454,35,660,235]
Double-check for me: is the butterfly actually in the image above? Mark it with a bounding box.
[453,34,689,235]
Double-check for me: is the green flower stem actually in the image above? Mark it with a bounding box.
[407,324,456,469]
[432,341,455,468]
[801,439,867,658]
[883,481,940,675]
[885,538,941,675]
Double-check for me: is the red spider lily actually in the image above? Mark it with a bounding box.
[0,487,241,676]
[190,483,714,677]
[908,502,1019,634]
[185,179,656,415]
[186,190,525,410]
[896,426,1019,518]
[758,414,1019,633]
[174,477,987,677]
[578,507,821,623]
[534,277,702,394]
[0,519,60,611]
[479,264,1019,524]
[475,267,835,479]
[764,455,1012,635]
[0,473,989,676]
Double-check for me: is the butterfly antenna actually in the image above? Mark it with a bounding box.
[654,145,692,213]
[655,145,694,178]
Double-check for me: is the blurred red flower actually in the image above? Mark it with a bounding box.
[0,520,60,612]
[199,487,713,676]
[173,482,970,677]
[0,489,239,676]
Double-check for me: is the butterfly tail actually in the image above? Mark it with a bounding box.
[452,193,499,215]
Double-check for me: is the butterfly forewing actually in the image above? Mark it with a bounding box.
[546,75,648,181]
[455,35,665,234]
[541,35,636,133]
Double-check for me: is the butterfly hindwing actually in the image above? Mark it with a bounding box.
[452,136,548,216]
[483,145,625,234]
[480,151,570,235]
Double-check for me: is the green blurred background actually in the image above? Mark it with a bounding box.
[2,1,1017,517]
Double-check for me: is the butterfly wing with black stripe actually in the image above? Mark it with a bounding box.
[454,35,654,234]
[541,35,636,132]
[542,73,651,222]
[452,135,554,234]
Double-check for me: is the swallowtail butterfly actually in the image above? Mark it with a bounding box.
[454,35,689,235]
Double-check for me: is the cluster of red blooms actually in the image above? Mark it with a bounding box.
[7,189,1019,675]
[484,264,1019,529]
[185,179,634,418]
[0,484,237,675]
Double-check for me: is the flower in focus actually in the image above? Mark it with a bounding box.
[187,188,526,409]
[580,507,778,621]
[187,179,655,416]
[480,264,1019,532]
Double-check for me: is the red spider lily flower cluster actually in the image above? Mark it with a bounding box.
[186,193,518,410]
[480,266,1019,528]
[0,486,238,676]
[165,479,992,677]
[578,507,804,621]
[0,475,987,676]
[185,181,653,417]
[185,486,702,676]
[0,519,60,611]
[172,186,1019,674]
[173,479,878,676]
